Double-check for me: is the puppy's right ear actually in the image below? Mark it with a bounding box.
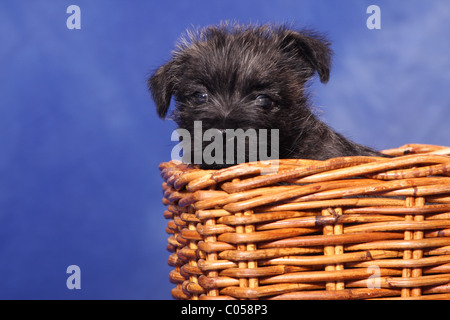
[148,61,176,119]
[280,29,332,83]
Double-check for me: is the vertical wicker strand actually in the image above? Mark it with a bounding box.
[170,212,184,299]
[235,212,249,297]
[411,197,425,297]
[333,208,345,290]
[204,217,219,297]
[187,207,200,300]
[244,210,258,297]
[401,196,414,298]
[322,208,336,291]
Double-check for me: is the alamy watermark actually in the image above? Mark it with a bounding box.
[171,121,280,173]
[66,265,81,290]
[367,265,381,289]
[367,5,381,30]
[66,5,81,30]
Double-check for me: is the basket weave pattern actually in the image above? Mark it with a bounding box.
[160,144,450,300]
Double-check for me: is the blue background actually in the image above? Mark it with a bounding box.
[0,0,449,299]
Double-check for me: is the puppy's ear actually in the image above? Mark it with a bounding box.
[148,61,176,119]
[280,29,332,83]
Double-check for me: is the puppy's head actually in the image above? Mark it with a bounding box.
[148,23,332,168]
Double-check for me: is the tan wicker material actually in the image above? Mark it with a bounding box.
[159,144,450,300]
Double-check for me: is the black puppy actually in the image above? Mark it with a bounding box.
[149,23,382,168]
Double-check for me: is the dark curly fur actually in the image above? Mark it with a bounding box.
[149,23,383,168]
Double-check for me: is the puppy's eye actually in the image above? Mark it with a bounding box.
[193,92,208,104]
[255,94,274,108]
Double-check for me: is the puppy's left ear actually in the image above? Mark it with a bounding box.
[148,61,176,119]
[280,29,332,83]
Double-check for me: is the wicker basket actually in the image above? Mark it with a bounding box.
[160,144,450,300]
